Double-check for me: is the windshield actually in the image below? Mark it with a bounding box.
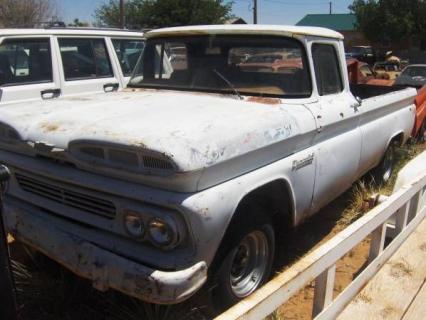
[129,35,311,98]
[402,66,426,78]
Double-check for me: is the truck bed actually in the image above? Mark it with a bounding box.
[350,84,409,100]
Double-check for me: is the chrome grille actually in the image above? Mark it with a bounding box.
[15,173,116,219]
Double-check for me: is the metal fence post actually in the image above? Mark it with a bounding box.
[0,165,17,320]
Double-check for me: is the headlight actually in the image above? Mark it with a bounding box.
[124,212,145,239]
[148,217,178,249]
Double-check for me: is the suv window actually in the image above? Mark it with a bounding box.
[312,44,343,96]
[0,38,52,86]
[59,38,113,80]
[112,39,144,76]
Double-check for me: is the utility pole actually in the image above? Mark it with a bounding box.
[329,1,332,14]
[253,0,258,24]
[119,0,126,29]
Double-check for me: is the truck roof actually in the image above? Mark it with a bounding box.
[0,28,144,38]
[147,24,344,40]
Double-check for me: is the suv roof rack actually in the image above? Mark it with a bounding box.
[39,21,143,32]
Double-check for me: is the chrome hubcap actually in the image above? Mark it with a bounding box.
[382,148,394,182]
[229,230,269,298]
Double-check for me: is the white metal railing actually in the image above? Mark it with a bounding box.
[215,170,426,320]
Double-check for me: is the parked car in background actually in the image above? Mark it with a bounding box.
[0,28,144,105]
[394,64,426,88]
[373,61,401,80]
[0,25,416,307]
[346,45,376,65]
[346,58,394,86]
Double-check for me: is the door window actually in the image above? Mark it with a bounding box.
[112,39,144,76]
[59,38,113,80]
[0,38,52,86]
[312,44,343,96]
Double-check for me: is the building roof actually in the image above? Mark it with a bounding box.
[147,24,344,40]
[296,14,357,32]
[225,17,247,24]
[0,28,144,37]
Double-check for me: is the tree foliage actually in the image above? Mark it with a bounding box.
[349,0,426,43]
[68,18,89,27]
[95,0,234,29]
[0,0,56,27]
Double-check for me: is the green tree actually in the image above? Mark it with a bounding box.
[349,0,426,44]
[94,0,234,29]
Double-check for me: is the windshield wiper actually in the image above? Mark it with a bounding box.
[213,69,243,100]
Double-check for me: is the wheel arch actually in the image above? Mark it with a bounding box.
[209,178,295,274]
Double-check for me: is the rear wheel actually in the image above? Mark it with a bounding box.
[372,143,395,184]
[213,205,275,309]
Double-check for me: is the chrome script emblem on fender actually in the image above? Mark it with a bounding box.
[292,153,314,171]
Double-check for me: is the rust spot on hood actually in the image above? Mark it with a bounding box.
[41,123,60,132]
[246,96,281,105]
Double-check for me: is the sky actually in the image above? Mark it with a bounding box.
[58,0,353,26]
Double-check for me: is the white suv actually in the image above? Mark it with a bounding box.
[0,28,144,104]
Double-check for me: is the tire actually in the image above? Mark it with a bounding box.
[372,143,395,184]
[213,205,275,309]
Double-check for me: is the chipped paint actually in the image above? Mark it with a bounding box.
[246,96,281,105]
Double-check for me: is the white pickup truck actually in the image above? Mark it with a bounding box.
[0,28,144,104]
[0,25,416,307]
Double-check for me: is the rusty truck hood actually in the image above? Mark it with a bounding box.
[0,90,315,191]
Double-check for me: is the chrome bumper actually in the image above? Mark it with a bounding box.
[4,200,207,304]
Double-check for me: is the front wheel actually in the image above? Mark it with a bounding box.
[214,216,275,308]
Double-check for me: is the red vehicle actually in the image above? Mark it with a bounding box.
[346,58,394,86]
[413,85,426,142]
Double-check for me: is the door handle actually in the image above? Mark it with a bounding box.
[41,89,61,100]
[103,83,119,92]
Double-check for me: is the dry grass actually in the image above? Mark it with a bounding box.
[339,142,425,228]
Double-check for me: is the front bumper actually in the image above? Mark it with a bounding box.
[4,200,207,305]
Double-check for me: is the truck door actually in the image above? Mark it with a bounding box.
[0,36,61,104]
[308,42,362,212]
[57,37,120,96]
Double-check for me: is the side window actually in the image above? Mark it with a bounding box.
[112,39,144,76]
[0,38,52,86]
[312,43,343,96]
[58,38,113,80]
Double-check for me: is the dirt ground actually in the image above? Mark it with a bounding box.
[8,142,426,320]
